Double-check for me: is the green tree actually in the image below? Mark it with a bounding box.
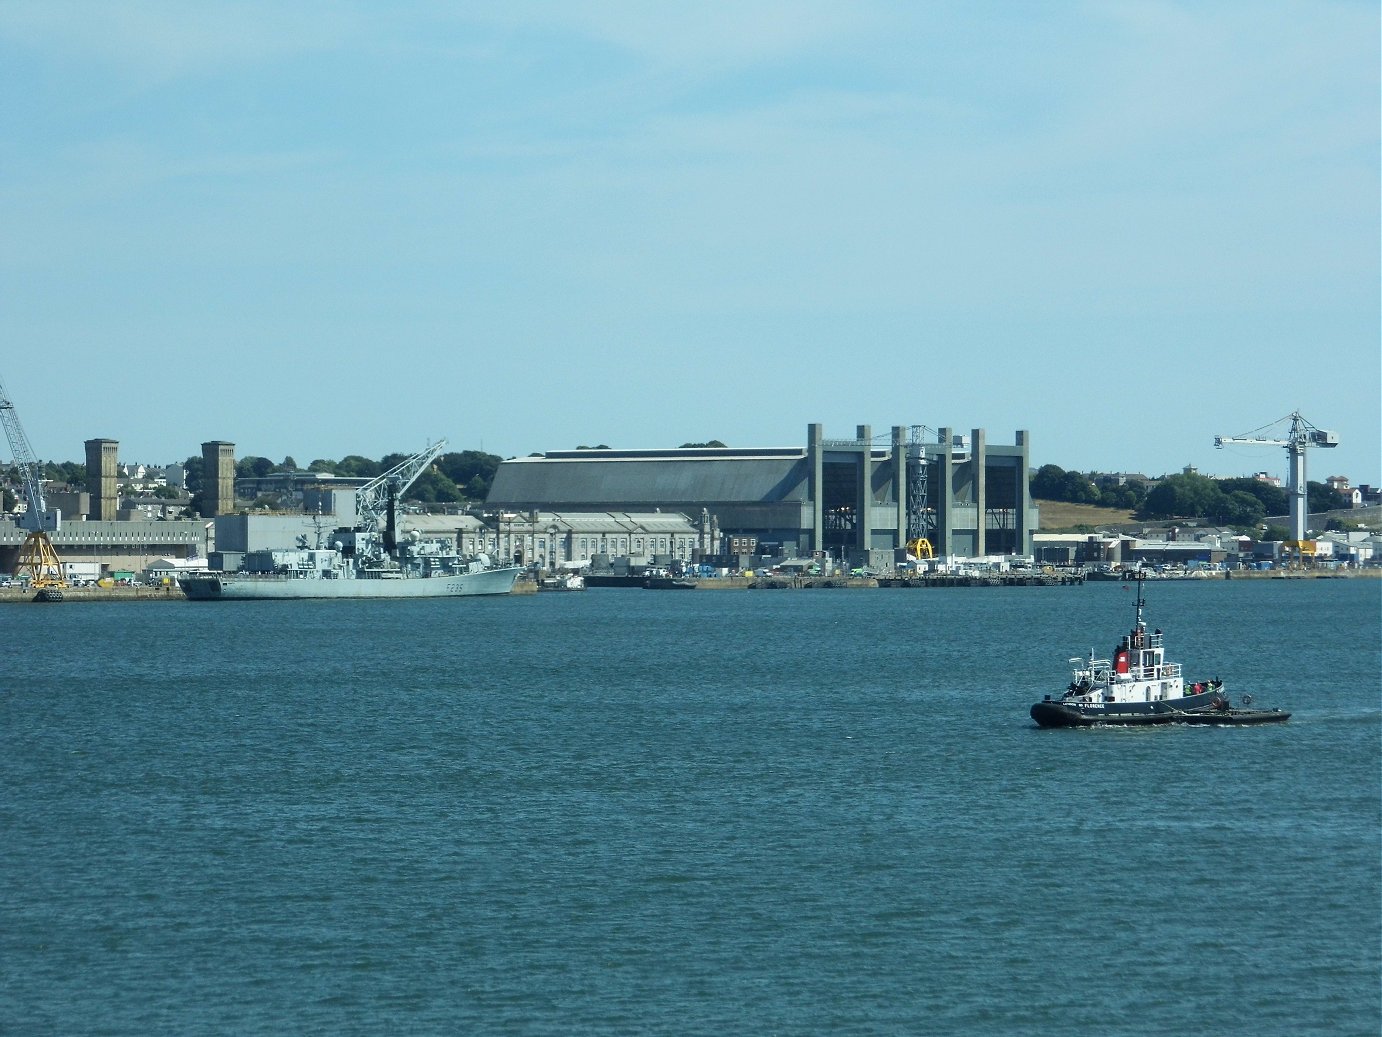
[407,468,461,504]
[1137,473,1224,520]
[1307,480,1348,514]
[1060,470,1101,504]
[236,456,274,479]
[1031,464,1103,504]
[308,459,337,474]
[679,440,727,448]
[1098,482,1146,509]
[1218,491,1266,527]
[1218,477,1288,516]
[437,450,502,499]
[334,455,381,478]
[182,455,205,494]
[1030,464,1067,499]
[44,461,85,485]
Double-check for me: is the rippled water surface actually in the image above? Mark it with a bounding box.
[2,578,1378,1035]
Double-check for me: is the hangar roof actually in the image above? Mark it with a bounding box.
[488,451,812,506]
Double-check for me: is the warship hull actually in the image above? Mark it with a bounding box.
[181,566,520,600]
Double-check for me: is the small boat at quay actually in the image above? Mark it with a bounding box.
[1030,571,1290,728]
[644,576,697,590]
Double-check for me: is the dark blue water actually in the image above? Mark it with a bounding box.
[2,579,1378,1035]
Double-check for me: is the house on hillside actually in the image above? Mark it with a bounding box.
[1326,476,1362,507]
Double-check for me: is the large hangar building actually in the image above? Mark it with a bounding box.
[486,423,1037,561]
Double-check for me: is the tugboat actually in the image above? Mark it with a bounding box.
[1030,571,1290,728]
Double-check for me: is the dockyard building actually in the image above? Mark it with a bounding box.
[0,518,205,576]
[200,509,701,574]
[486,423,1037,562]
[456,511,703,569]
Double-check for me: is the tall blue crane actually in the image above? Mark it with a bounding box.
[0,374,65,586]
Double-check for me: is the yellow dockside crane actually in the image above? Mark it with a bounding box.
[905,537,935,560]
[0,374,65,588]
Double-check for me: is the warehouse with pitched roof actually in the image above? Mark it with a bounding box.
[487,423,1036,561]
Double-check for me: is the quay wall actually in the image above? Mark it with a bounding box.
[1,568,1375,603]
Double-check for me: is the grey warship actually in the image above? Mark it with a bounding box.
[180,441,520,601]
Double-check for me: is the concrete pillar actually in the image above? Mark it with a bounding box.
[1015,430,1032,556]
[936,427,953,557]
[891,426,907,549]
[972,427,987,557]
[855,424,871,552]
[807,423,823,553]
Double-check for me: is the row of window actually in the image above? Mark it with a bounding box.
[459,535,692,558]
[44,533,197,543]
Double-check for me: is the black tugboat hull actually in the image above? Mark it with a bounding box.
[1030,701,1290,728]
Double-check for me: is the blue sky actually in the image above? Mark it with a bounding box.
[2,2,1377,485]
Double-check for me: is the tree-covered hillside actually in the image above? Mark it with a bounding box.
[171,449,505,513]
[1031,464,1352,529]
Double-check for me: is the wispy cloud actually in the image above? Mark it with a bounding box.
[465,0,875,68]
[1,1,362,81]
[0,1,1374,473]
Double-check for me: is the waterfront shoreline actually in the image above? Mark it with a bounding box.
[2,567,1376,602]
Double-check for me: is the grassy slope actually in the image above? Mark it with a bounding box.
[1034,499,1135,531]
[1034,500,1380,533]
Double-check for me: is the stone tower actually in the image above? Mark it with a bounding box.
[200,441,236,517]
[84,438,120,520]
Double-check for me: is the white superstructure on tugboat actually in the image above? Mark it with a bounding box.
[180,440,521,601]
[1030,571,1289,728]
